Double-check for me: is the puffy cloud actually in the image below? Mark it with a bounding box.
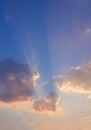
[0,58,39,104]
[54,61,91,98]
[33,92,59,112]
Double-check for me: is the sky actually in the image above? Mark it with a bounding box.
[0,0,91,130]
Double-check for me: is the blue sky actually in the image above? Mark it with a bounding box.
[0,0,52,80]
[1,0,91,77]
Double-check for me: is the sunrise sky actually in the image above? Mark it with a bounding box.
[0,0,91,130]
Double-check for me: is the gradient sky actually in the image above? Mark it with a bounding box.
[0,0,91,130]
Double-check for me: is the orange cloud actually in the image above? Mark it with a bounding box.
[54,61,91,98]
[33,92,59,112]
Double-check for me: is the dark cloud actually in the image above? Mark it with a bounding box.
[0,58,39,103]
[33,92,59,112]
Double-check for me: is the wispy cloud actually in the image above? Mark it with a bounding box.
[84,28,91,33]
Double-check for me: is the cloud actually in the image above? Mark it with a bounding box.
[0,58,39,104]
[84,28,91,33]
[33,92,59,112]
[54,61,91,98]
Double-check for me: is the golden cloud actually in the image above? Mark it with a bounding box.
[54,61,91,97]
